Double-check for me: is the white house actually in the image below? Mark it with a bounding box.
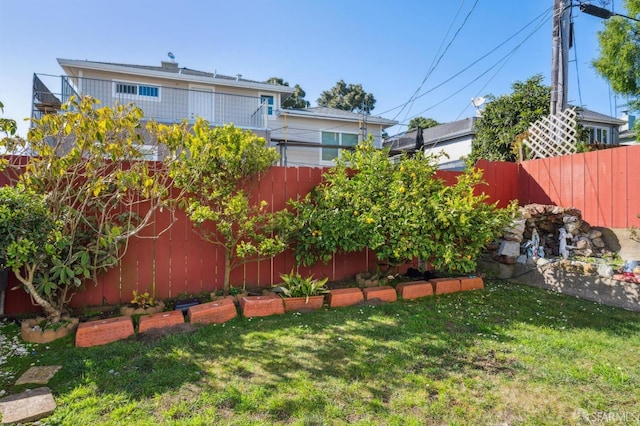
[32,58,396,166]
[384,117,476,171]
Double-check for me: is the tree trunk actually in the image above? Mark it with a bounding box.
[223,252,232,296]
[13,264,62,322]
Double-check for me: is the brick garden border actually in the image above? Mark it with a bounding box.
[74,277,484,347]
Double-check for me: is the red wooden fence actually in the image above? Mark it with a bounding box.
[518,144,640,228]
[3,146,640,315]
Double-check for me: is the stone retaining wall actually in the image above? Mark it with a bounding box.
[479,257,640,312]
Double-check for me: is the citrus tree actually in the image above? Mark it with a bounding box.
[168,120,288,294]
[0,97,187,322]
[290,138,516,274]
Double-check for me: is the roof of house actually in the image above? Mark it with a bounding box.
[280,107,397,127]
[384,116,477,152]
[422,116,476,146]
[576,107,626,126]
[57,58,295,95]
[385,106,628,154]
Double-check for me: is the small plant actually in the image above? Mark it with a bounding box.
[276,270,329,302]
[37,317,72,332]
[130,290,155,309]
[228,286,246,297]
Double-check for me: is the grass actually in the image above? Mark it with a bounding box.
[2,280,640,425]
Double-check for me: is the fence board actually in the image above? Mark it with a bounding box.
[597,150,613,227]
[583,151,599,226]
[627,149,640,227]
[610,149,627,227]
[548,156,562,205]
[559,155,573,209]
[153,204,175,299]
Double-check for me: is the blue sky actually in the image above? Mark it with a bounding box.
[0,0,624,137]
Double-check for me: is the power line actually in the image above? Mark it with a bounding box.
[404,8,553,126]
[379,6,554,118]
[393,0,475,121]
[394,0,480,122]
[571,11,585,108]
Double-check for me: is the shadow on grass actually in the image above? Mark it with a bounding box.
[13,279,640,420]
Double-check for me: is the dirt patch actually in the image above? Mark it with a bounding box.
[135,323,199,343]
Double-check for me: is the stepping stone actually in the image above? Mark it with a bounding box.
[15,366,61,385]
[0,387,56,424]
[327,288,364,308]
[363,286,397,303]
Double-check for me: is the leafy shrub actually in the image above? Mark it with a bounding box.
[288,138,517,274]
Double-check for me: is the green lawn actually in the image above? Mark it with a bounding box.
[2,280,640,425]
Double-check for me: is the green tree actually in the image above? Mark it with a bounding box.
[0,97,185,322]
[266,77,310,109]
[469,74,550,163]
[168,121,288,294]
[0,101,17,138]
[317,80,376,113]
[593,0,640,135]
[290,138,515,274]
[408,117,440,130]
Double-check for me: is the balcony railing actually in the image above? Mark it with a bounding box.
[32,74,268,129]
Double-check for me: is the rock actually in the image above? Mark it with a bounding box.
[15,366,61,385]
[597,264,615,278]
[550,205,563,215]
[486,241,500,250]
[564,208,582,218]
[536,258,552,266]
[563,215,579,224]
[0,387,56,424]
[494,254,518,265]
[582,263,597,274]
[497,240,521,258]
[573,248,593,257]
[503,232,523,243]
[565,221,580,235]
[504,219,526,235]
[575,238,590,250]
[539,220,556,232]
[579,220,592,234]
[588,229,602,239]
[516,255,528,264]
[591,237,606,248]
[533,204,546,215]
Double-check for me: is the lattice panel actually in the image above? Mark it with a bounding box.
[522,108,578,159]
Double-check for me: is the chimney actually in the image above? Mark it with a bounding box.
[161,61,179,70]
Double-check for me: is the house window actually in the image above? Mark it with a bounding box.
[115,83,137,95]
[321,131,359,162]
[587,126,609,144]
[114,82,161,99]
[260,95,274,115]
[138,85,159,97]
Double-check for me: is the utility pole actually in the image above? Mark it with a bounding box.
[551,0,572,115]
